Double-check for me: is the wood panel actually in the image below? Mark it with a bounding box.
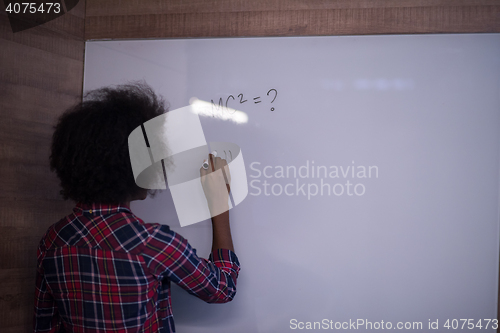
[85,0,500,39]
[86,0,500,16]
[0,0,85,331]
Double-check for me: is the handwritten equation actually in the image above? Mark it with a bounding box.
[211,88,278,114]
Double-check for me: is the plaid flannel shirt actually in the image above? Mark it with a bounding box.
[33,203,240,332]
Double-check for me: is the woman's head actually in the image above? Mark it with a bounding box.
[50,81,168,204]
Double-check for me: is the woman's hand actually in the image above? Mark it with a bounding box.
[200,153,234,252]
[200,153,231,217]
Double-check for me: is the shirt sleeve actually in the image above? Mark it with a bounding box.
[142,224,240,304]
[33,248,61,332]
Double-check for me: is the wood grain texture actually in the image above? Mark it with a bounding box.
[85,0,500,16]
[85,1,500,39]
[0,0,85,331]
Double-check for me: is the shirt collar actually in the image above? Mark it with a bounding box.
[74,202,131,216]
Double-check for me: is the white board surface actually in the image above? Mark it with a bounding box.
[84,34,500,333]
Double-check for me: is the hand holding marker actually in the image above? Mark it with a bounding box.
[201,151,231,217]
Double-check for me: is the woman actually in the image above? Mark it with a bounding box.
[34,82,239,332]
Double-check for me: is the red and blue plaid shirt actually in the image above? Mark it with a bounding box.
[34,203,240,332]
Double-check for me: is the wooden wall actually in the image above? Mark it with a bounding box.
[0,0,498,331]
[0,1,86,331]
[85,0,500,39]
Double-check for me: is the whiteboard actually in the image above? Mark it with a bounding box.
[84,34,500,333]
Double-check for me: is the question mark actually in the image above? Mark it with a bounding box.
[267,89,278,111]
